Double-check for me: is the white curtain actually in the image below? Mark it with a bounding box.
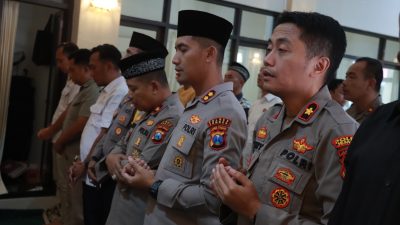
[0,0,19,195]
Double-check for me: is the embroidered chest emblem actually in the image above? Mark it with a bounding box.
[332,135,353,178]
[173,155,184,168]
[207,117,231,150]
[256,127,267,139]
[292,137,314,154]
[146,120,154,126]
[151,120,173,144]
[115,127,122,135]
[274,168,296,186]
[118,115,126,123]
[190,115,201,124]
[177,135,186,148]
[270,187,290,209]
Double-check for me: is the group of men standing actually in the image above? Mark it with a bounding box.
[37,8,399,225]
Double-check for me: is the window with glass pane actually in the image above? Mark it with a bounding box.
[336,57,355,79]
[235,46,266,103]
[121,0,163,21]
[240,11,273,40]
[381,68,399,103]
[165,29,232,93]
[345,32,379,58]
[116,26,157,57]
[383,40,399,63]
[170,0,235,25]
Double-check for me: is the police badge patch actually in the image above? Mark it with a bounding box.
[151,120,173,144]
[270,187,290,209]
[207,117,231,150]
[292,137,314,154]
[332,135,353,178]
[256,127,267,139]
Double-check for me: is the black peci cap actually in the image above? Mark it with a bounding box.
[120,51,167,79]
[177,10,233,48]
[129,32,168,57]
[228,62,250,82]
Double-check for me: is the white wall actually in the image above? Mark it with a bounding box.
[72,0,121,49]
[223,0,286,12]
[225,0,399,38]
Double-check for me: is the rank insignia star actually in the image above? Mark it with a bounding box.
[201,90,216,102]
[270,187,290,209]
[299,102,319,121]
[292,137,314,154]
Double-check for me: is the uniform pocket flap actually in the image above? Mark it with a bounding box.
[268,160,312,195]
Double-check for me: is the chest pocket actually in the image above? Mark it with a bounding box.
[90,103,106,127]
[164,122,200,179]
[126,124,151,158]
[261,156,312,213]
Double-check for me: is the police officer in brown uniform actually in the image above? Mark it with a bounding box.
[88,32,169,184]
[120,10,247,225]
[105,50,184,225]
[212,11,359,225]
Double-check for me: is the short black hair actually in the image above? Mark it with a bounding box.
[328,78,344,91]
[69,49,91,66]
[193,37,225,66]
[356,57,383,92]
[57,42,79,58]
[91,44,122,69]
[275,11,347,85]
[135,70,169,88]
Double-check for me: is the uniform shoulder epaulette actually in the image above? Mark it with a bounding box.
[200,90,216,103]
[298,102,319,122]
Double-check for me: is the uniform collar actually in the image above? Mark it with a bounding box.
[80,79,95,89]
[235,92,243,101]
[103,76,125,93]
[150,94,180,116]
[264,93,279,102]
[186,82,233,108]
[269,85,331,125]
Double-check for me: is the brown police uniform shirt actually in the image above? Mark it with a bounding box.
[144,82,248,225]
[346,95,382,124]
[93,94,137,184]
[105,93,184,225]
[241,86,358,225]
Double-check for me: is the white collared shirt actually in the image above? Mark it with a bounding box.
[52,77,80,142]
[80,76,128,185]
